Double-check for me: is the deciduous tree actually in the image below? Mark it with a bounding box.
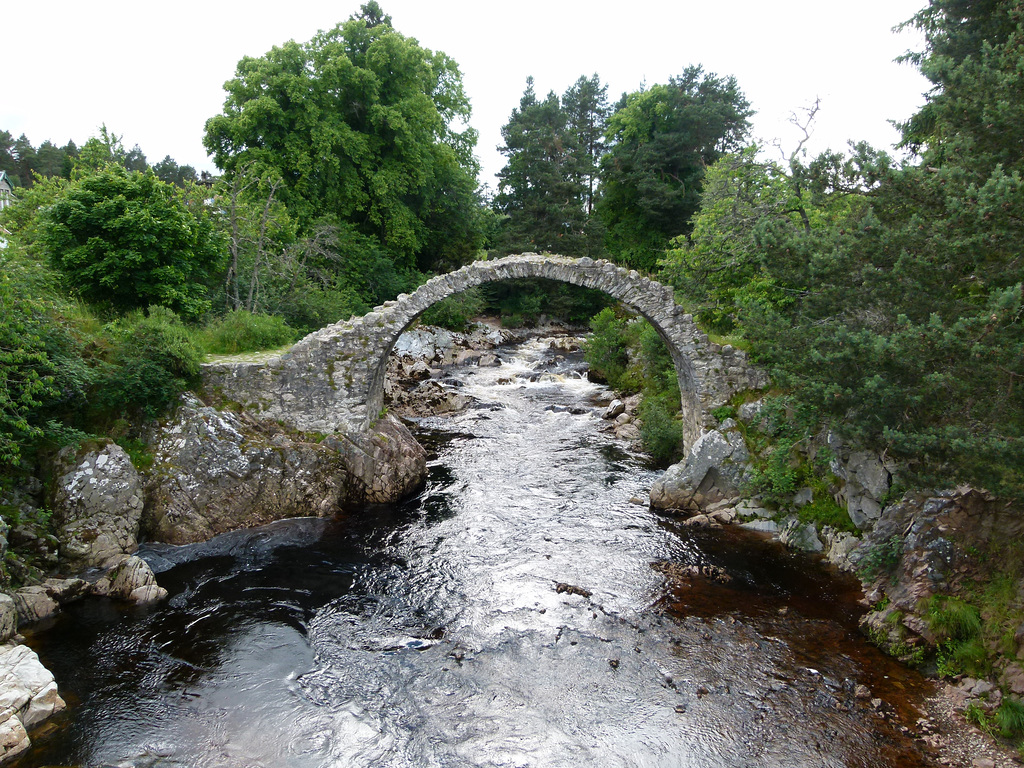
[597,66,752,271]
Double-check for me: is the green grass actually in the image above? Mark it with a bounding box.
[198,310,298,355]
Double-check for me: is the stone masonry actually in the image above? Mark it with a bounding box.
[203,254,767,452]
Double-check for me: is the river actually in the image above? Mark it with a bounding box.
[15,334,936,767]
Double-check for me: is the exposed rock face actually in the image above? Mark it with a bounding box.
[145,395,425,545]
[650,422,750,511]
[827,433,896,530]
[854,487,1024,690]
[0,641,65,763]
[51,441,144,570]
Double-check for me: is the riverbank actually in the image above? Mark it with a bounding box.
[385,320,1024,766]
[2,319,1019,765]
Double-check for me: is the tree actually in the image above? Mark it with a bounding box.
[203,4,482,276]
[562,74,610,217]
[40,166,225,319]
[685,0,1024,497]
[153,155,199,187]
[495,79,583,255]
[494,75,608,257]
[597,66,752,271]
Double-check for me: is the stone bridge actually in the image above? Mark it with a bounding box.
[204,254,765,452]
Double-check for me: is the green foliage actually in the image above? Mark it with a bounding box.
[494,75,608,257]
[797,491,857,533]
[584,309,684,464]
[0,269,60,469]
[204,3,483,274]
[199,310,298,355]
[997,699,1024,740]
[638,394,683,465]
[597,66,752,271]
[711,405,737,422]
[965,701,993,733]
[116,438,154,472]
[93,307,204,420]
[926,595,983,641]
[858,535,904,581]
[479,279,610,328]
[927,595,989,678]
[40,165,225,319]
[936,636,990,678]
[419,288,485,331]
[583,307,639,391]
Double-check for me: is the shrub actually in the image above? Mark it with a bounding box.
[94,306,204,420]
[858,535,904,581]
[420,288,485,331]
[639,395,683,466]
[997,698,1024,739]
[927,596,983,641]
[200,310,298,355]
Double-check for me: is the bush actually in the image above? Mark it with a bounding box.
[858,535,904,581]
[420,288,485,331]
[94,306,204,420]
[583,308,639,392]
[927,596,983,641]
[40,166,224,319]
[200,310,298,355]
[997,698,1024,739]
[639,395,683,466]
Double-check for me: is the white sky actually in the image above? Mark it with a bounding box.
[3,1,929,189]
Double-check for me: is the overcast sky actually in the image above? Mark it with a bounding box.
[3,1,929,188]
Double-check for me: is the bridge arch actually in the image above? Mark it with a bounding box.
[204,254,765,453]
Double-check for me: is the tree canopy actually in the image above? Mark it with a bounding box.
[203,3,483,274]
[597,66,752,271]
[40,166,225,319]
[494,76,608,258]
[661,0,1024,498]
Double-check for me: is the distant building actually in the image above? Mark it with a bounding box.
[0,170,14,211]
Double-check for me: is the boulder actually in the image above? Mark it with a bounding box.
[11,588,57,626]
[0,709,29,764]
[0,641,65,758]
[92,555,169,605]
[0,598,15,644]
[51,441,145,569]
[650,427,750,512]
[779,517,824,553]
[455,349,482,366]
[145,396,354,545]
[603,400,626,419]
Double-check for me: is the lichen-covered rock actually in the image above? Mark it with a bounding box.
[0,598,15,644]
[51,440,144,569]
[778,517,824,553]
[321,415,427,504]
[11,588,57,626]
[827,433,896,531]
[92,555,168,604]
[820,527,861,571]
[650,425,750,511]
[145,396,426,545]
[0,641,65,760]
[145,396,354,545]
[0,708,29,765]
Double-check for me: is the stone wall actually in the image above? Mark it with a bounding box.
[203,254,767,453]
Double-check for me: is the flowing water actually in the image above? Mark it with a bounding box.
[16,335,937,767]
